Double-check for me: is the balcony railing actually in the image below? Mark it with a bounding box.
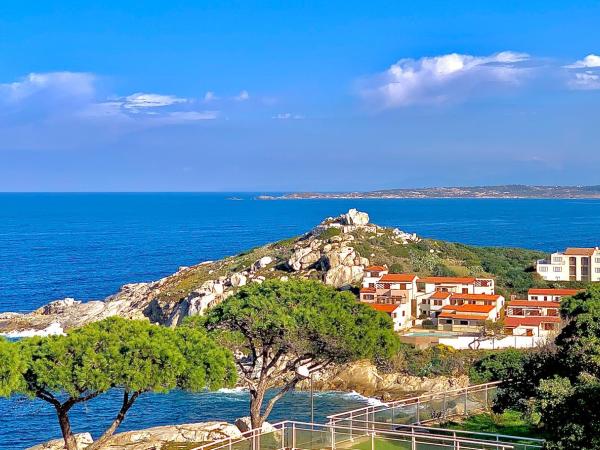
[191,420,543,450]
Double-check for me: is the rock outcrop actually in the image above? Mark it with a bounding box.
[234,417,276,433]
[1,209,420,334]
[100,421,241,450]
[27,433,93,450]
[28,422,242,450]
[305,359,469,399]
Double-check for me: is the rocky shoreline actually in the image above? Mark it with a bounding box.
[27,361,468,450]
[0,209,419,335]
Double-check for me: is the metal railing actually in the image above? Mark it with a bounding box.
[191,420,543,450]
[327,381,501,427]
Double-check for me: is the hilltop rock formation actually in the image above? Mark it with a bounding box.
[1,209,420,334]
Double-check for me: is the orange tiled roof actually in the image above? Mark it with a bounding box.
[564,247,597,256]
[438,312,488,321]
[509,300,560,308]
[360,287,376,293]
[430,291,451,299]
[505,316,561,327]
[379,273,418,283]
[369,303,400,313]
[365,265,387,272]
[442,304,495,313]
[450,293,502,301]
[419,276,477,284]
[528,288,581,296]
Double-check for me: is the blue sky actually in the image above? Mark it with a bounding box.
[1,1,599,191]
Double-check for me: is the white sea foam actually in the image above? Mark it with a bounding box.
[1,322,64,338]
[340,390,386,407]
[217,387,248,394]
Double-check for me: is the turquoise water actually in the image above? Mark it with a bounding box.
[1,193,599,449]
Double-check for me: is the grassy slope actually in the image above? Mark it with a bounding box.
[151,225,588,306]
[445,410,546,439]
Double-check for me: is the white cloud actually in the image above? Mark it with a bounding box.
[564,54,600,69]
[204,91,218,102]
[360,51,531,107]
[272,112,303,120]
[0,71,221,125]
[162,111,218,121]
[564,54,600,90]
[568,72,600,90]
[234,90,250,101]
[0,72,96,104]
[121,92,187,111]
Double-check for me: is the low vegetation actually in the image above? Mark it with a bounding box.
[140,218,587,308]
[482,286,600,449]
[0,318,236,450]
[196,278,400,428]
[445,410,545,439]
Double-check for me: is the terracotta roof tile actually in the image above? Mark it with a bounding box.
[379,273,418,283]
[369,303,400,313]
[564,247,597,256]
[509,300,560,308]
[528,288,581,296]
[450,293,502,301]
[418,276,477,284]
[442,304,495,313]
[505,316,561,327]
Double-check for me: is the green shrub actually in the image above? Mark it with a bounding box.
[319,227,342,239]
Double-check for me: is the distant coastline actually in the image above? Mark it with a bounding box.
[257,185,600,200]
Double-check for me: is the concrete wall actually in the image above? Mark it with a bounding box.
[438,334,549,349]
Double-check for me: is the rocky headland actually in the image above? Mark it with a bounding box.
[0,209,420,335]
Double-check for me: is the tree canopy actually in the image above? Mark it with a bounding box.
[490,286,600,449]
[200,278,400,427]
[1,317,236,450]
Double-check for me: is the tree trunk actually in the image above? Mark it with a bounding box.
[86,391,140,450]
[57,410,78,450]
[250,387,266,429]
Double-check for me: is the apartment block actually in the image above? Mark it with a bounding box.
[536,247,600,282]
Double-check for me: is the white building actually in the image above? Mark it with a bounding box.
[536,247,600,282]
[527,288,581,302]
[437,304,497,333]
[419,291,452,319]
[368,302,411,331]
[504,299,561,337]
[416,276,495,296]
[361,265,388,288]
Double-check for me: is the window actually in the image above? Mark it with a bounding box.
[553,267,562,272]
[417,283,425,293]
[445,319,452,324]
[460,320,469,326]
[402,311,406,316]
[595,267,600,273]
[596,257,600,264]
[552,257,563,263]
[539,266,548,272]
[531,295,538,300]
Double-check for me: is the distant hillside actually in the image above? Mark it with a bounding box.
[259,185,600,199]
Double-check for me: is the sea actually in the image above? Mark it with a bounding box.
[1,193,599,449]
